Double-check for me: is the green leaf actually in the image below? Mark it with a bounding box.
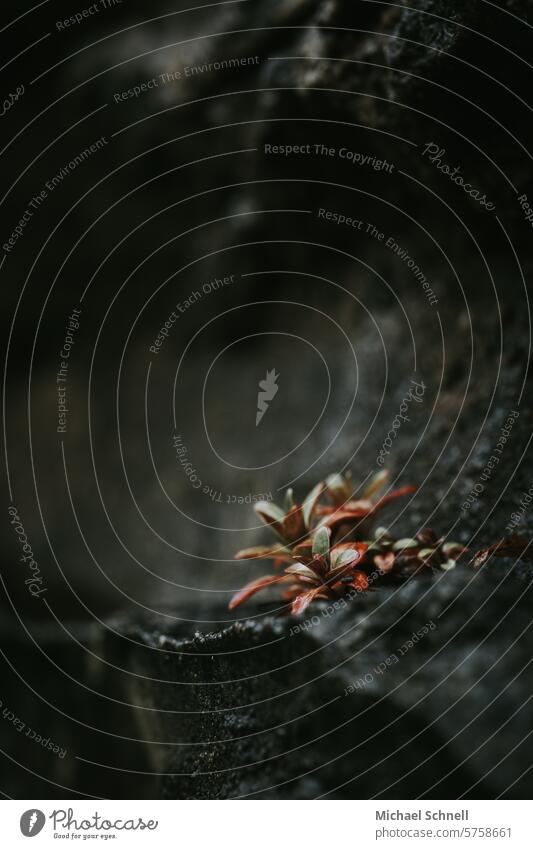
[392,538,419,552]
[285,563,321,580]
[440,559,456,571]
[254,501,285,525]
[325,473,351,504]
[313,526,331,558]
[329,548,361,573]
[302,481,325,529]
[284,488,295,512]
[363,470,389,499]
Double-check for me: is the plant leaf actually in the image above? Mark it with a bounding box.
[235,546,292,561]
[363,469,389,499]
[322,507,371,531]
[285,563,322,581]
[325,473,352,505]
[302,481,325,529]
[348,571,369,591]
[292,540,313,559]
[373,485,417,512]
[329,543,367,573]
[254,501,286,537]
[228,575,287,610]
[392,538,419,552]
[471,535,533,568]
[374,552,395,574]
[443,541,468,558]
[282,505,305,543]
[284,488,295,512]
[330,549,359,571]
[254,501,285,521]
[313,525,331,558]
[417,528,439,546]
[291,585,328,615]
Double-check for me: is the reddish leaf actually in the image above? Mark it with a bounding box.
[315,504,335,516]
[317,500,371,516]
[345,498,374,512]
[282,505,306,543]
[322,507,371,531]
[299,555,329,581]
[254,501,286,537]
[292,540,313,559]
[235,546,291,561]
[331,541,363,551]
[281,587,301,601]
[374,552,395,574]
[471,536,533,568]
[373,485,417,511]
[347,571,369,591]
[228,575,287,610]
[291,585,328,615]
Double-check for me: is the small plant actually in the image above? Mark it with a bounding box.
[229,470,531,615]
[231,524,369,615]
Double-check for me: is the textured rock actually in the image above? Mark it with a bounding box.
[101,560,533,799]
